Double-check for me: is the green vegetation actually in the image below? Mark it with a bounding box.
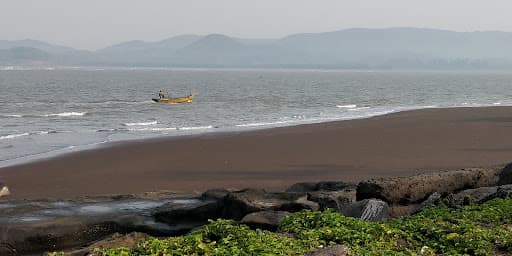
[95,199,512,256]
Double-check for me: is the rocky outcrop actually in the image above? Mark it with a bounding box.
[0,197,204,255]
[240,210,291,231]
[1,216,125,255]
[286,181,356,193]
[357,167,503,205]
[305,245,349,256]
[222,189,319,220]
[342,199,389,221]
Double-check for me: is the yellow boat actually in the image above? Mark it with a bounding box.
[152,94,194,104]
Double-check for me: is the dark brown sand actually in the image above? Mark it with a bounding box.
[1,107,512,200]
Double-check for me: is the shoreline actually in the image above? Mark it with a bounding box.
[1,106,512,200]
[0,104,499,169]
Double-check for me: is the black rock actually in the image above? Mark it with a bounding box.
[342,199,389,221]
[240,211,291,231]
[222,189,318,220]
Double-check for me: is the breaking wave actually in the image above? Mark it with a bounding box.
[128,127,177,132]
[44,112,87,117]
[124,121,158,126]
[336,104,357,109]
[236,121,290,127]
[178,125,214,130]
[0,133,30,140]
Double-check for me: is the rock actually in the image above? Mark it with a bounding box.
[240,211,291,231]
[153,199,222,225]
[498,162,512,185]
[316,182,357,192]
[286,181,356,193]
[440,184,512,208]
[308,190,356,211]
[286,182,318,193]
[222,189,319,220]
[342,199,389,221]
[200,188,231,201]
[0,196,204,255]
[357,167,502,205]
[0,186,10,198]
[412,192,442,214]
[0,216,124,255]
[480,185,512,203]
[305,245,349,256]
[65,232,149,256]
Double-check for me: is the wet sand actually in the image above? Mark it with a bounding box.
[1,106,512,200]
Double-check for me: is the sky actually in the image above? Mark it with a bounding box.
[2,0,512,50]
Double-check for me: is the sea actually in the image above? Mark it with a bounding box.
[1,67,512,167]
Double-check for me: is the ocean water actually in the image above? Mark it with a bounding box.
[1,68,512,166]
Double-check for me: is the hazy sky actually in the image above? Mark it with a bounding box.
[2,0,512,50]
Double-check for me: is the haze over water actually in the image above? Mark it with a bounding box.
[1,68,512,166]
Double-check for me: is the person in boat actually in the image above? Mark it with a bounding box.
[158,90,165,99]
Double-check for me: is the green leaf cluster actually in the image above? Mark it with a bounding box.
[95,199,512,256]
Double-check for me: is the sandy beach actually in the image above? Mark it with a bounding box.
[1,106,512,200]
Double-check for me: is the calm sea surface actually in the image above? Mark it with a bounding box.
[1,68,512,166]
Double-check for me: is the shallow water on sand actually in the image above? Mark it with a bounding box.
[1,68,512,165]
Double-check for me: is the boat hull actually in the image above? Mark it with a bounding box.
[152,94,194,104]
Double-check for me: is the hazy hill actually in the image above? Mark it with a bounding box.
[2,28,512,69]
[0,47,50,64]
[0,39,77,54]
[96,35,201,65]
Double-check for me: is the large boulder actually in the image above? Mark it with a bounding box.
[357,167,502,205]
[0,216,124,255]
[342,199,389,221]
[308,190,356,211]
[286,181,356,193]
[240,211,291,231]
[222,189,318,220]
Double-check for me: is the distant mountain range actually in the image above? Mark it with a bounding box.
[3,28,512,69]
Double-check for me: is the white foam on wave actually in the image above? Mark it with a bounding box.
[124,121,157,126]
[0,133,30,140]
[348,106,371,111]
[493,102,502,105]
[128,127,177,132]
[178,125,214,130]
[44,112,87,117]
[336,104,357,109]
[0,130,61,140]
[1,114,23,118]
[236,121,290,127]
[35,130,58,135]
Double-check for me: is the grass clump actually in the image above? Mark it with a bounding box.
[96,199,512,256]
[99,219,312,256]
